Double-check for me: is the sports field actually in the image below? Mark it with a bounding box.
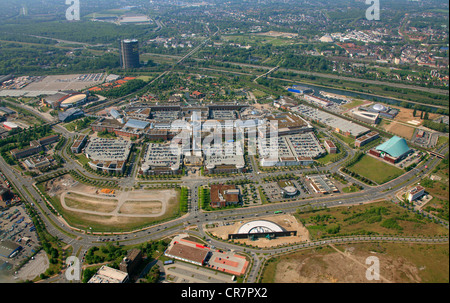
[347,154,404,184]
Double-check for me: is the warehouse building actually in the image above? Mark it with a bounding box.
[293,104,370,138]
[164,236,211,267]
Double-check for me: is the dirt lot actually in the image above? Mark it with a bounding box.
[44,175,180,231]
[381,121,416,140]
[391,105,441,125]
[265,242,449,283]
[207,214,310,248]
[118,200,162,214]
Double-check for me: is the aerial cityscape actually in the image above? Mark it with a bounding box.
[0,0,448,292]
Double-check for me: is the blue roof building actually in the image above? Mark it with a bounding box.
[375,136,411,159]
[58,108,84,123]
[124,119,149,130]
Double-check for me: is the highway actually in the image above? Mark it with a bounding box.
[1,107,448,283]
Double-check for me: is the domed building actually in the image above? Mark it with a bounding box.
[372,103,386,112]
[360,103,399,119]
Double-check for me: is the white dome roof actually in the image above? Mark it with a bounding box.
[237,220,285,234]
[372,104,386,112]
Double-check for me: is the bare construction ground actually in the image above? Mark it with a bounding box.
[207,214,310,248]
[43,175,180,231]
[118,200,162,214]
[262,242,449,283]
[61,189,176,217]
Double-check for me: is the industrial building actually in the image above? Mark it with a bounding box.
[293,104,370,138]
[303,94,333,107]
[164,237,211,266]
[119,39,140,69]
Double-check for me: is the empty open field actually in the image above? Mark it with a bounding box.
[42,176,182,232]
[64,192,118,213]
[295,201,449,240]
[381,120,416,140]
[118,200,162,214]
[347,154,404,184]
[261,242,449,283]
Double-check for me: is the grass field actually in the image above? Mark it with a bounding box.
[295,201,448,240]
[341,99,366,110]
[347,154,404,184]
[333,132,355,147]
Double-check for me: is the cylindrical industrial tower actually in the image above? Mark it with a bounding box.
[119,39,140,69]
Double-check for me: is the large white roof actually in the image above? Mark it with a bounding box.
[237,220,285,234]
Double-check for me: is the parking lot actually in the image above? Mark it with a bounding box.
[0,205,41,270]
[164,261,236,283]
[261,179,308,202]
